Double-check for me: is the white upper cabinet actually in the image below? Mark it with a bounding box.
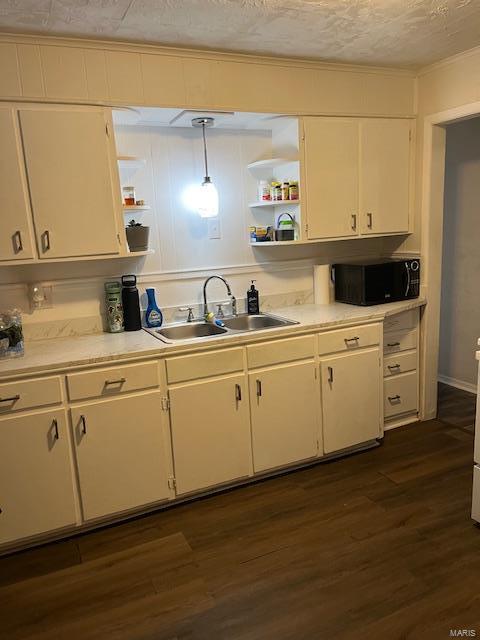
[0,106,35,261]
[19,106,122,259]
[359,119,412,235]
[302,116,413,240]
[302,117,359,240]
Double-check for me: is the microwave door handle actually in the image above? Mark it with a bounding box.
[405,263,411,297]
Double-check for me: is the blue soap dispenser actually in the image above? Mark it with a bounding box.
[145,288,163,328]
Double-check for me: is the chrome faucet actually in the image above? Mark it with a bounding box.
[203,275,237,317]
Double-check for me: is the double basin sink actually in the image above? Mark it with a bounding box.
[146,312,298,343]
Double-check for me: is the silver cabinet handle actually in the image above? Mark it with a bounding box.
[387,364,401,370]
[351,214,357,230]
[52,418,59,440]
[105,377,126,386]
[344,336,360,344]
[388,395,401,401]
[13,230,23,253]
[328,366,334,383]
[387,342,400,347]
[80,414,87,434]
[0,394,20,403]
[235,384,242,402]
[41,230,51,252]
[367,213,373,229]
[256,379,262,397]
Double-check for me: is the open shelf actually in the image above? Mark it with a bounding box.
[123,205,151,211]
[247,157,298,171]
[124,249,155,257]
[117,156,145,170]
[249,199,300,208]
[249,240,303,246]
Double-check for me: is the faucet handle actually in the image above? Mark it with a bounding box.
[179,306,195,322]
[216,303,225,319]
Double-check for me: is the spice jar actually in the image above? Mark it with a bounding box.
[281,182,290,200]
[258,180,271,201]
[123,186,136,206]
[271,181,282,201]
[288,181,299,201]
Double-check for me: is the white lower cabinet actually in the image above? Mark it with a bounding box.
[320,348,382,454]
[0,409,76,545]
[168,374,252,495]
[249,361,319,472]
[71,392,171,522]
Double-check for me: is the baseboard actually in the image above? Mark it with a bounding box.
[438,374,477,395]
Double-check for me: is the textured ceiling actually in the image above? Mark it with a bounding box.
[1,0,480,68]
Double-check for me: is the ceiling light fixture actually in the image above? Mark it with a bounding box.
[192,117,218,218]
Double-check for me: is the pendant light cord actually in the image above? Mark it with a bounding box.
[202,122,209,179]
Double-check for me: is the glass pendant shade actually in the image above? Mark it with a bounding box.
[197,177,219,218]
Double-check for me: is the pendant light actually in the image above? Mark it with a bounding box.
[192,117,219,218]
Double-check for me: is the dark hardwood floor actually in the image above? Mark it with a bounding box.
[1,383,479,640]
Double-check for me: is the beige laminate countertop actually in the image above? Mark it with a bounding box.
[0,298,426,380]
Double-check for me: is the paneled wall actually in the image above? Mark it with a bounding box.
[0,34,416,116]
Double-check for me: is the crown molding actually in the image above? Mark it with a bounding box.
[0,31,416,78]
[418,43,480,77]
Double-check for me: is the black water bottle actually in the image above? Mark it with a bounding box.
[121,275,142,331]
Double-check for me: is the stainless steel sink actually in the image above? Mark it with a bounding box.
[223,313,298,332]
[150,322,227,342]
[145,312,298,344]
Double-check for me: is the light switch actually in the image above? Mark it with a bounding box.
[208,218,221,239]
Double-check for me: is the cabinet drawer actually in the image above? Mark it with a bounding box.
[318,323,381,356]
[384,309,418,333]
[247,335,315,369]
[384,328,417,355]
[383,351,417,377]
[384,371,418,419]
[0,376,62,415]
[67,361,159,401]
[166,348,243,384]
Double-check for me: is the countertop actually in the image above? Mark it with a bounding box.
[0,298,425,380]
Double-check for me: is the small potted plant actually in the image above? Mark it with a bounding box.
[126,219,149,252]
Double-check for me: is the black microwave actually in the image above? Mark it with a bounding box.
[332,259,420,306]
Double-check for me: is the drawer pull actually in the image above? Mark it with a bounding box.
[387,364,401,370]
[351,214,357,230]
[256,379,262,397]
[0,395,20,403]
[328,366,334,383]
[388,395,401,402]
[344,336,360,344]
[104,377,126,386]
[13,230,23,253]
[80,414,87,434]
[387,342,401,347]
[235,384,242,402]
[42,230,51,252]
[52,418,59,440]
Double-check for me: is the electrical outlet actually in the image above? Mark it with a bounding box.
[208,218,221,239]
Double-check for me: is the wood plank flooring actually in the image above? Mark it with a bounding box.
[1,383,479,639]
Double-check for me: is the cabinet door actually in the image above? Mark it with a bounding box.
[169,374,251,495]
[359,119,411,235]
[19,107,121,259]
[321,348,381,454]
[0,409,76,545]
[303,117,359,239]
[249,361,319,473]
[0,107,35,261]
[71,392,170,522]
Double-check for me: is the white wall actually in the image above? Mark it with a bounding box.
[439,117,480,390]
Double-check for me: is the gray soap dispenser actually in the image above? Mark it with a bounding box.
[247,280,260,315]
